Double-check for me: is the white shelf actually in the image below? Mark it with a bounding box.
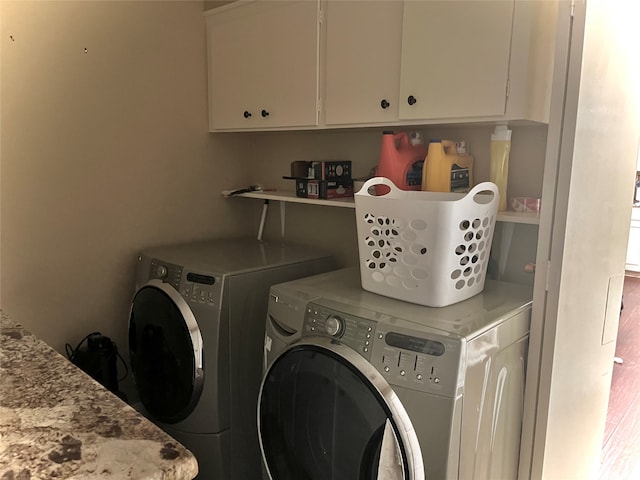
[495,210,541,225]
[235,190,541,224]
[236,190,356,209]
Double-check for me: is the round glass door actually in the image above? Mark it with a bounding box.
[129,281,203,423]
[258,339,423,480]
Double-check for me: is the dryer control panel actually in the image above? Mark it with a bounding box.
[149,259,220,307]
[302,302,461,397]
[149,259,183,289]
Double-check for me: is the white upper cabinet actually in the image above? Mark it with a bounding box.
[323,1,403,126]
[503,0,557,123]
[206,1,320,131]
[204,0,556,131]
[399,0,514,121]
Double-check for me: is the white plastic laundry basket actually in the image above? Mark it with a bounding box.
[355,178,499,307]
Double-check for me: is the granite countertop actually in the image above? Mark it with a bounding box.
[0,310,198,480]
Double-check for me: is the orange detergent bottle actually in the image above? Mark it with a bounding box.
[376,131,427,191]
[421,139,474,193]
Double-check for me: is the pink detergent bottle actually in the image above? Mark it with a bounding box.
[376,131,427,193]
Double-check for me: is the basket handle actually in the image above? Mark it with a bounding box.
[356,177,404,198]
[466,182,499,206]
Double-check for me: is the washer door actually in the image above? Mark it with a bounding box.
[258,337,424,480]
[129,279,203,424]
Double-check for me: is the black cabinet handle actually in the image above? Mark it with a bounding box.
[261,109,270,118]
[380,99,390,109]
[407,95,417,106]
[243,110,252,118]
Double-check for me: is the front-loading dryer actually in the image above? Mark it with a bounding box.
[259,268,532,480]
[128,238,336,479]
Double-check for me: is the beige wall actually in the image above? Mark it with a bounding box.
[0,1,255,372]
[204,0,235,10]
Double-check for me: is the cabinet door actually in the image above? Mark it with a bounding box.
[207,1,320,131]
[324,1,403,126]
[399,0,514,120]
[207,5,261,130]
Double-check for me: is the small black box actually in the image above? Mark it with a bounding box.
[296,179,354,199]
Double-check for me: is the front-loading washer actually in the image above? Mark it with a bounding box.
[128,238,336,479]
[258,268,532,480]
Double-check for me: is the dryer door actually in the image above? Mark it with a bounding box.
[129,279,203,423]
[258,337,424,480]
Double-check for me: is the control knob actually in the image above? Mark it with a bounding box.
[324,315,344,337]
[155,265,168,278]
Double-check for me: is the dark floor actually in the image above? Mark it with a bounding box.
[600,275,640,479]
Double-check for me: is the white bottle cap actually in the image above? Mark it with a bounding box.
[409,131,423,145]
[491,125,512,141]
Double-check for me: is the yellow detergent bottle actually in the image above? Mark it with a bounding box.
[490,125,512,211]
[421,139,474,193]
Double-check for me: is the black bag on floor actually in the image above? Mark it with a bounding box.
[66,332,128,401]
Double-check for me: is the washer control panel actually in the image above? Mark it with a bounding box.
[372,327,459,397]
[302,303,376,361]
[302,301,460,397]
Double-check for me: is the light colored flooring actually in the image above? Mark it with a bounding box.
[599,275,640,479]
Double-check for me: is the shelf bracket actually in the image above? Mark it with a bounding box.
[257,200,269,241]
[256,199,286,241]
[280,201,286,238]
[498,222,515,277]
